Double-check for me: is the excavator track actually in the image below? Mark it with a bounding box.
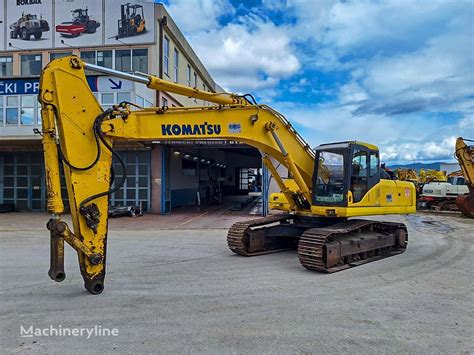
[298,219,408,273]
[227,214,296,256]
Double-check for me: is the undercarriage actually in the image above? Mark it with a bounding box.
[227,215,408,272]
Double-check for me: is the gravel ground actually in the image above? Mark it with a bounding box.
[0,212,473,353]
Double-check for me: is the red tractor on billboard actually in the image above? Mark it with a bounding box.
[56,8,100,38]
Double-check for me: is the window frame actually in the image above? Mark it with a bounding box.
[187,64,191,86]
[0,56,13,77]
[164,36,170,76]
[20,53,43,76]
[6,95,19,126]
[115,49,132,72]
[20,95,35,126]
[132,48,148,73]
[173,48,179,83]
[49,52,73,61]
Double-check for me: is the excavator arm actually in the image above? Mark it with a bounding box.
[454,137,474,217]
[39,56,315,293]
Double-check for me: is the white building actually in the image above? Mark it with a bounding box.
[0,1,267,214]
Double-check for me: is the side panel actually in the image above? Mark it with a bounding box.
[311,179,416,217]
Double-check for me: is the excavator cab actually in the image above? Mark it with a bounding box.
[313,141,380,207]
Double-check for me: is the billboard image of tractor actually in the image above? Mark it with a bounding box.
[10,13,50,40]
[117,3,146,38]
[56,8,100,37]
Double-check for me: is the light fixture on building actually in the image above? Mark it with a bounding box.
[60,39,77,49]
[193,156,198,160]
[8,42,23,50]
[206,160,211,164]
[200,158,206,163]
[173,151,181,157]
[183,154,190,159]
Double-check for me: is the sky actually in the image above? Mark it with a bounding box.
[160,0,473,164]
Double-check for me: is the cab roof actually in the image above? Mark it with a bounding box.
[315,141,379,151]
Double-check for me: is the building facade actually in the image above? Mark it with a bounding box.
[0,1,268,214]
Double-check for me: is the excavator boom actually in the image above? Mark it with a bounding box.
[454,137,474,217]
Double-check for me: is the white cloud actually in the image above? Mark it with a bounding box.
[186,20,300,91]
[165,0,235,32]
[272,101,467,163]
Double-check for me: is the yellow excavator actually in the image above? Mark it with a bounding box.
[419,169,447,183]
[454,137,474,218]
[39,57,415,294]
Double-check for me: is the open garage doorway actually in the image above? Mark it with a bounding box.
[156,142,268,217]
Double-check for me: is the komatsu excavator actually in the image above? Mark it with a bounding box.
[454,137,474,218]
[39,57,415,294]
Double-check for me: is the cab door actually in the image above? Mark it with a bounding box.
[349,147,380,203]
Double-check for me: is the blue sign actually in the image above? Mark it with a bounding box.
[0,77,99,95]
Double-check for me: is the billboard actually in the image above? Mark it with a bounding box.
[104,0,155,45]
[0,76,133,95]
[6,0,53,50]
[0,0,155,51]
[54,0,103,48]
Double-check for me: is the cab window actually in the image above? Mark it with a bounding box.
[351,149,368,203]
[457,177,465,185]
[314,151,345,204]
[370,152,379,177]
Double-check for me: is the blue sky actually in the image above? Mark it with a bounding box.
[161,0,473,164]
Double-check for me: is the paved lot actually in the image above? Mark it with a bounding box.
[0,212,473,353]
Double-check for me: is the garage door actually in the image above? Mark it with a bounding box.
[2,152,45,211]
[110,150,151,212]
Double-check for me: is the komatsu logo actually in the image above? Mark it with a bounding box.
[161,123,221,136]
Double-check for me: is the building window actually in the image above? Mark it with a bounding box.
[97,50,112,68]
[95,92,132,110]
[50,52,72,61]
[6,96,19,125]
[173,49,179,83]
[193,72,197,88]
[187,64,191,86]
[101,93,114,110]
[132,49,148,73]
[21,54,42,76]
[80,51,96,64]
[117,92,131,104]
[136,95,145,107]
[162,97,168,107]
[0,56,13,77]
[144,99,153,107]
[164,36,170,76]
[115,50,131,72]
[21,95,35,125]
